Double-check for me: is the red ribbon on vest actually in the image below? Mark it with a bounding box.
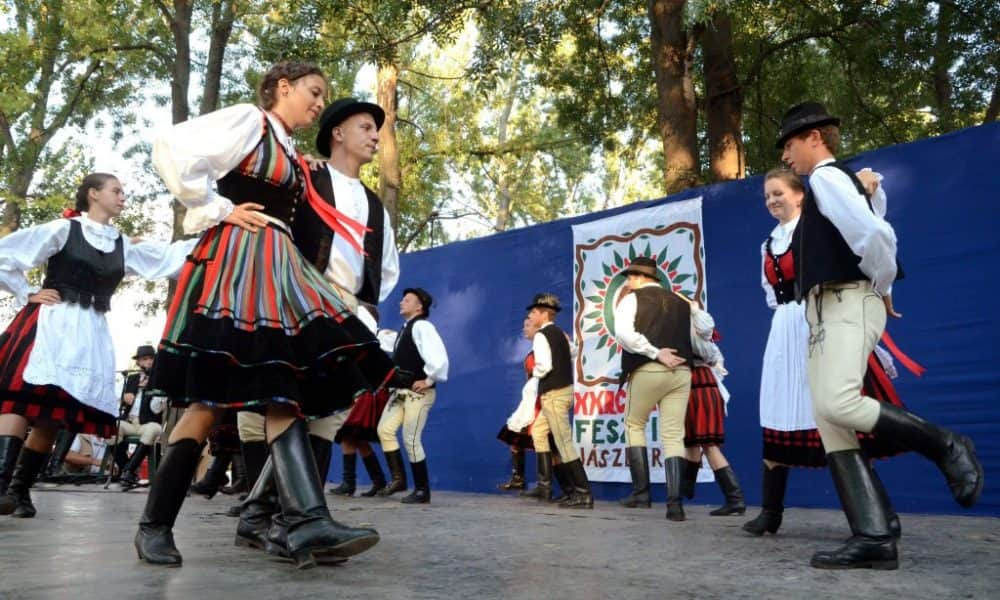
[297,155,371,256]
[880,331,926,377]
[61,208,81,219]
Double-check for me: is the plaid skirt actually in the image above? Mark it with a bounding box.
[762,353,906,467]
[684,366,725,447]
[0,304,116,437]
[151,223,396,417]
[335,385,391,444]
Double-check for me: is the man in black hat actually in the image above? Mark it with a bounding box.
[523,292,593,509]
[779,101,983,569]
[611,257,693,520]
[377,287,449,504]
[118,345,165,491]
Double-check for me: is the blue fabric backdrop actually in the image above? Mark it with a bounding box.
[332,122,999,516]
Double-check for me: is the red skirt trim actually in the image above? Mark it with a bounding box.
[684,366,725,447]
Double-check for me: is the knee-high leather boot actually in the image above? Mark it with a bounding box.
[235,455,277,549]
[270,420,379,569]
[120,444,151,491]
[7,447,48,518]
[551,462,572,503]
[329,453,357,496]
[810,450,897,569]
[619,447,651,508]
[498,451,526,491]
[226,440,269,516]
[558,459,593,509]
[664,457,685,521]
[870,464,901,539]
[377,449,408,496]
[135,438,202,566]
[0,435,26,515]
[190,452,231,499]
[870,404,982,508]
[709,466,747,516]
[401,460,430,504]
[360,453,387,497]
[682,459,701,500]
[519,452,552,501]
[743,464,789,535]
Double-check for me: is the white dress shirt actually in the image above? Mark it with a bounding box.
[613,284,719,366]
[809,158,898,295]
[404,319,449,384]
[152,104,296,234]
[322,164,400,302]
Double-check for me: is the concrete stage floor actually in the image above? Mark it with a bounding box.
[0,485,997,599]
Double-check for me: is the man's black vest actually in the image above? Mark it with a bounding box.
[793,161,902,300]
[620,286,694,380]
[43,220,124,312]
[537,323,573,394]
[123,371,162,425]
[293,165,385,304]
[393,317,428,381]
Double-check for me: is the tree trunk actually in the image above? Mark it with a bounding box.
[493,66,520,232]
[377,63,402,232]
[200,0,236,115]
[164,0,194,303]
[647,0,699,194]
[985,79,1000,123]
[702,11,744,181]
[931,1,955,131]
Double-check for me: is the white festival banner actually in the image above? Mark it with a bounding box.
[570,198,707,483]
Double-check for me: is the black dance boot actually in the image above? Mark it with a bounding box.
[222,452,247,495]
[870,404,983,508]
[664,457,685,521]
[235,455,277,550]
[41,430,74,480]
[7,447,48,518]
[135,438,202,566]
[401,460,430,504]
[682,459,701,500]
[551,463,572,503]
[190,452,231,499]
[810,450,898,570]
[270,420,379,569]
[709,466,747,516]
[360,453,387,497]
[743,464,789,536]
[227,440,268,516]
[498,451,526,491]
[120,444,151,491]
[519,452,552,501]
[0,435,25,515]
[310,435,333,483]
[558,460,594,509]
[329,453,357,496]
[377,449,408,496]
[870,465,901,539]
[620,447,651,508]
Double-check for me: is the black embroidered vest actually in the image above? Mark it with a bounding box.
[620,286,694,380]
[43,220,124,312]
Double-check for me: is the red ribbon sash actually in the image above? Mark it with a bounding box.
[297,155,371,256]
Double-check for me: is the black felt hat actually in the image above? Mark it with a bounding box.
[403,287,433,317]
[621,257,659,279]
[775,101,841,149]
[315,97,386,157]
[132,345,156,360]
[526,293,561,313]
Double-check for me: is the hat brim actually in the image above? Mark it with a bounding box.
[526,303,561,312]
[316,102,387,157]
[621,267,659,279]
[775,116,841,149]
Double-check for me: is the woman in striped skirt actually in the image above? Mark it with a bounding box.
[134,61,396,569]
[743,168,906,537]
[680,305,747,516]
[0,173,194,518]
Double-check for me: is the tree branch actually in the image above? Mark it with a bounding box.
[741,22,857,88]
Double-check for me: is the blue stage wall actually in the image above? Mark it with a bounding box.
[331,123,999,516]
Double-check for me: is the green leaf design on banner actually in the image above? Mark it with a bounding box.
[602,263,612,277]
[586,323,603,333]
[597,334,608,348]
[607,345,618,360]
[668,255,682,271]
[613,251,624,268]
[689,232,694,242]
[628,244,636,260]
[584,311,601,319]
[586,295,602,303]
[657,246,669,264]
[672,273,691,284]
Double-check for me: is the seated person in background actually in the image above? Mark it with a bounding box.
[62,434,110,475]
[118,345,166,490]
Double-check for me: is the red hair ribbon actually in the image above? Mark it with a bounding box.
[297,155,371,256]
[711,328,722,343]
[61,208,81,219]
[880,331,926,377]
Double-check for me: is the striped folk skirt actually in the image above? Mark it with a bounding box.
[762,353,906,467]
[150,223,396,417]
[683,366,726,447]
[0,304,116,437]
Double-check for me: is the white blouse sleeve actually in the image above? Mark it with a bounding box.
[761,242,778,309]
[124,238,198,280]
[412,320,450,383]
[151,104,265,235]
[378,208,400,302]
[531,331,553,378]
[0,219,71,306]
